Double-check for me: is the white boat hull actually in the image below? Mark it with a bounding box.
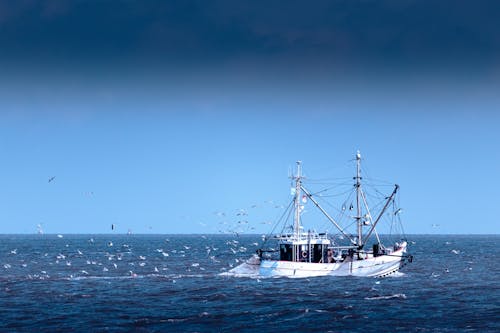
[259,244,407,278]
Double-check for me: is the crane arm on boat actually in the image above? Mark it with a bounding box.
[360,184,399,249]
[300,185,357,246]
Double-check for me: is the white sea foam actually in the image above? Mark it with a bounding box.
[365,293,407,300]
[68,275,142,281]
[219,255,260,277]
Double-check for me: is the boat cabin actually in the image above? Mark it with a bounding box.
[276,232,332,263]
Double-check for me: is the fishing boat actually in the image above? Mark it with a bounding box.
[227,151,413,278]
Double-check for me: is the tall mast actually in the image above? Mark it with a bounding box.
[355,151,362,247]
[293,161,303,238]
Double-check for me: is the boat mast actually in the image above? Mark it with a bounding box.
[355,151,363,248]
[293,161,303,239]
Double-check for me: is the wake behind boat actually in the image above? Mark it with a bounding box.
[225,151,413,278]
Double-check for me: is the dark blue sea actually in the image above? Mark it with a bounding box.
[0,234,498,332]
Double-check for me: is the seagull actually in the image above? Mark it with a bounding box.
[236,209,248,216]
[213,211,226,217]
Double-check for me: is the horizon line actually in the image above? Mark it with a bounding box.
[0,233,498,236]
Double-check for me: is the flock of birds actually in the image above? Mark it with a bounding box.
[208,199,289,237]
[44,174,286,236]
[2,234,264,282]
[0,175,280,281]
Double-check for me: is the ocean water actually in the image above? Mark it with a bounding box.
[0,234,498,332]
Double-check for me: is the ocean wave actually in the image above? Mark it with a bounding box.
[364,293,407,300]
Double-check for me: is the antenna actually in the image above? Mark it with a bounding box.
[356,150,362,247]
[293,161,303,239]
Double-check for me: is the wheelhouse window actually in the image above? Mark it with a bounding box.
[280,244,293,261]
[312,244,324,263]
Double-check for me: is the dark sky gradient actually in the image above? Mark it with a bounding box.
[1,0,499,76]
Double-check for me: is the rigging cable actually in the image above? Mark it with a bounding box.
[261,198,294,248]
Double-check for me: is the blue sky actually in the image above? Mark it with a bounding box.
[1,1,499,234]
[1,70,498,234]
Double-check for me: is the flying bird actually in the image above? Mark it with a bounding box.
[48,176,56,183]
